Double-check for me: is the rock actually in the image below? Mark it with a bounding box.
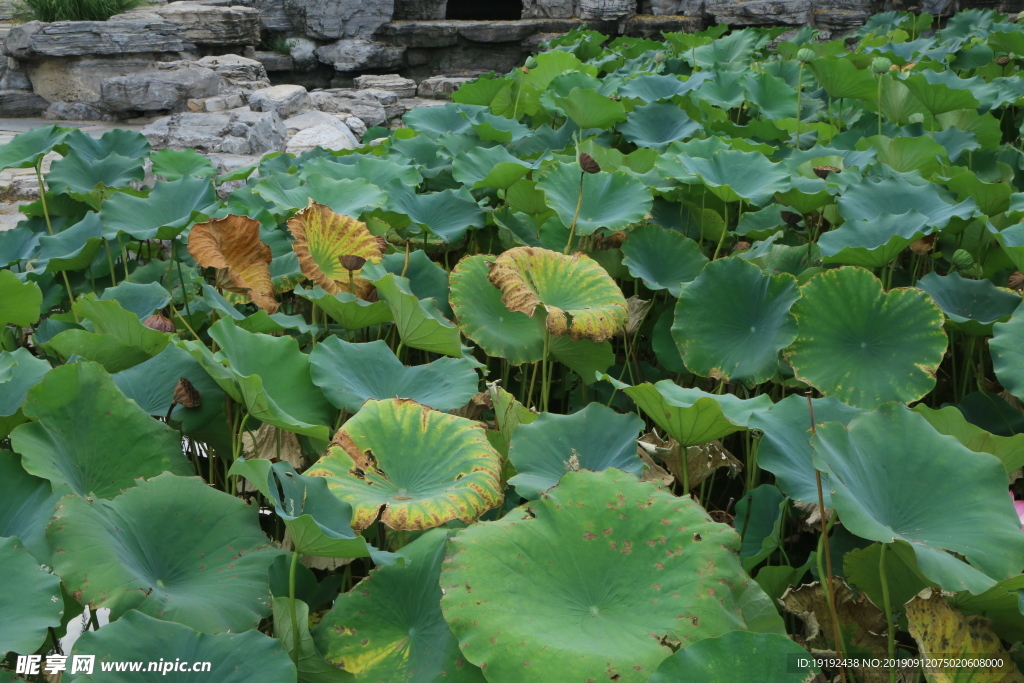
[283,0,394,40]
[522,0,578,18]
[253,0,293,31]
[812,0,882,29]
[622,14,704,35]
[0,90,49,116]
[393,0,447,19]
[283,108,346,134]
[399,96,447,112]
[355,88,404,118]
[3,21,188,59]
[196,54,270,93]
[706,0,810,24]
[287,37,319,71]
[253,51,295,71]
[309,90,387,127]
[43,102,109,120]
[101,61,221,113]
[417,74,473,99]
[646,0,681,12]
[142,108,285,154]
[248,84,311,118]
[579,0,636,19]
[25,56,181,107]
[457,20,548,42]
[0,58,30,91]
[188,92,244,111]
[344,115,367,137]
[285,122,360,154]
[138,2,261,46]
[354,74,416,97]
[376,21,459,48]
[315,39,406,72]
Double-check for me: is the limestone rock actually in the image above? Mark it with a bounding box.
[253,51,295,71]
[0,90,49,116]
[354,74,416,98]
[140,2,261,46]
[707,0,811,23]
[309,90,387,127]
[0,59,30,91]
[25,56,182,107]
[43,102,109,121]
[457,20,548,42]
[197,54,271,93]
[315,39,406,72]
[343,115,367,138]
[3,21,188,59]
[285,122,360,154]
[248,84,311,118]
[622,14,704,35]
[283,0,395,40]
[287,37,320,71]
[522,0,578,18]
[579,0,636,19]
[283,108,347,134]
[253,0,293,30]
[393,0,447,19]
[377,21,459,48]
[812,0,882,29]
[417,74,473,99]
[142,108,285,155]
[101,61,221,112]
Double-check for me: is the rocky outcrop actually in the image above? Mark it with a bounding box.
[706,0,812,24]
[142,108,286,154]
[2,21,188,59]
[0,90,49,116]
[393,0,447,19]
[309,89,388,127]
[315,39,406,72]
[284,0,395,40]
[417,74,472,99]
[253,0,293,30]
[253,51,294,71]
[24,56,181,107]
[119,2,262,46]
[248,84,311,118]
[100,62,220,113]
[43,102,108,120]
[197,54,271,94]
[354,74,416,97]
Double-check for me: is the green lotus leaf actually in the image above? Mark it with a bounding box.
[618,102,701,150]
[812,404,1024,594]
[672,258,799,385]
[537,161,653,237]
[912,404,1024,474]
[943,168,1012,217]
[256,175,388,218]
[440,469,752,682]
[600,376,771,447]
[112,344,226,434]
[807,56,878,101]
[0,124,70,171]
[650,631,814,682]
[230,459,395,562]
[69,610,295,683]
[691,29,757,70]
[618,74,691,102]
[310,337,479,413]
[306,398,502,530]
[391,134,452,176]
[678,150,792,206]
[837,173,978,230]
[294,285,392,330]
[747,394,862,505]
[178,318,334,440]
[487,246,628,342]
[371,272,467,358]
[551,87,626,130]
[992,222,1024,271]
[0,450,58,565]
[741,71,799,120]
[50,473,279,632]
[100,176,218,240]
[404,102,473,138]
[548,334,615,385]
[272,597,351,683]
[692,70,746,109]
[0,537,62,655]
[786,267,947,409]
[59,127,149,162]
[844,541,934,619]
[303,155,419,189]
[948,574,1024,644]
[100,281,171,319]
[735,484,786,571]
[451,146,531,190]
[47,151,144,200]
[0,225,40,268]
[0,348,50,437]
[11,362,191,499]
[507,402,644,498]
[991,306,1024,402]
[917,272,1020,336]
[200,284,315,336]
[0,269,42,327]
[44,296,169,373]
[33,212,104,273]
[385,181,485,243]
[313,528,484,683]
[902,70,982,115]
[818,210,931,268]
[149,148,216,181]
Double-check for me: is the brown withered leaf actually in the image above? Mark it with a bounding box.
[449,390,493,421]
[237,423,307,494]
[288,201,382,298]
[188,215,278,313]
[1008,270,1024,291]
[637,432,742,491]
[142,314,175,333]
[172,377,201,408]
[910,233,935,255]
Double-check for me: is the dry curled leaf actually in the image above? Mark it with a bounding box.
[288,200,382,297]
[1008,270,1024,292]
[172,377,201,409]
[142,314,175,333]
[910,233,936,255]
[188,214,278,313]
[637,432,741,491]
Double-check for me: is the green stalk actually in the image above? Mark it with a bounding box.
[541,328,551,413]
[105,240,118,287]
[880,542,896,683]
[796,63,804,151]
[36,159,78,321]
[288,550,301,667]
[172,239,192,329]
[565,171,585,254]
[877,74,884,137]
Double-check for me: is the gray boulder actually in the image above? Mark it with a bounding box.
[393,0,446,19]
[706,0,810,24]
[253,0,293,31]
[43,102,109,121]
[0,90,49,116]
[26,56,183,107]
[248,84,311,118]
[142,108,285,154]
[101,61,221,112]
[315,39,406,72]
[354,74,416,98]
[309,90,387,127]
[0,58,30,90]
[197,54,271,93]
[417,75,473,99]
[283,0,394,40]
[287,37,320,71]
[579,0,636,19]
[253,51,294,71]
[3,20,188,59]
[522,0,578,18]
[134,2,261,46]
[377,21,459,48]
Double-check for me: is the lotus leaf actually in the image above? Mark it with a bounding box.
[537,161,653,236]
[620,224,707,296]
[817,210,932,268]
[306,398,502,530]
[0,124,69,170]
[100,175,218,240]
[440,469,752,682]
[649,631,815,682]
[45,296,169,372]
[0,269,41,327]
[149,148,216,181]
[99,281,171,319]
[371,272,467,357]
[188,214,278,313]
[288,201,382,297]
[0,348,49,438]
[917,272,1020,335]
[787,267,947,409]
[294,285,392,330]
[618,102,701,150]
[990,306,1024,402]
[0,537,62,655]
[676,150,791,206]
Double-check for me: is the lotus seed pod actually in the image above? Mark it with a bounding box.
[908,112,925,124]
[579,153,601,174]
[813,165,841,179]
[173,377,202,408]
[965,264,984,278]
[952,248,975,270]
[996,55,1012,65]
[871,57,892,73]
[655,51,665,62]
[796,48,817,63]
[339,254,367,271]
[1008,271,1024,291]
[143,314,175,333]
[781,210,803,225]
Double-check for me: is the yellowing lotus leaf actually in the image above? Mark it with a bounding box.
[188,215,278,313]
[486,246,627,342]
[287,200,382,298]
[306,398,503,530]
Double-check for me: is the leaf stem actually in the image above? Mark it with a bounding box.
[880,542,896,683]
[289,550,301,667]
[565,171,585,254]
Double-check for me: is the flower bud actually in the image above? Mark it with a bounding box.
[908,112,925,124]
[952,248,975,270]
[871,57,892,74]
[796,48,817,63]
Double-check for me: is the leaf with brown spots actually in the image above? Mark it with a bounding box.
[187,214,278,313]
[288,201,382,298]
